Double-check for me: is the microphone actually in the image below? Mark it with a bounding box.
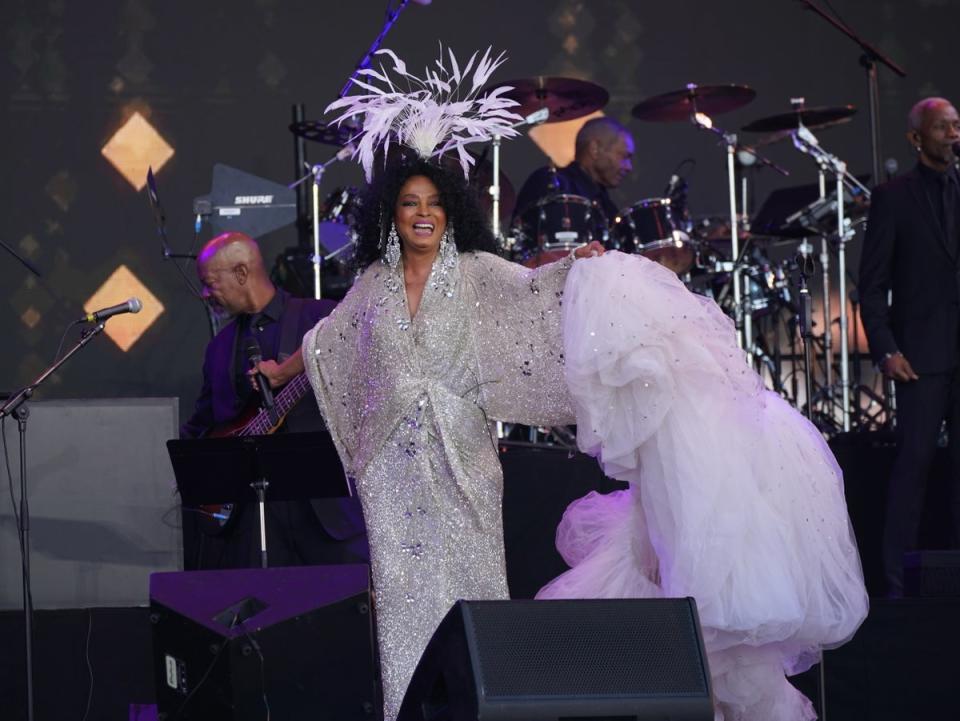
[548,165,561,191]
[952,141,960,157]
[80,298,142,323]
[524,108,550,126]
[334,143,355,162]
[884,157,898,181]
[244,337,279,426]
[307,143,356,177]
[663,174,681,196]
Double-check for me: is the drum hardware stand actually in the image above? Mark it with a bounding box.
[290,147,354,299]
[0,319,110,721]
[489,107,550,241]
[689,92,788,357]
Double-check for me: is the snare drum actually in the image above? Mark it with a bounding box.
[512,194,608,266]
[611,197,696,274]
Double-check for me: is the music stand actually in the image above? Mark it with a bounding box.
[167,431,349,568]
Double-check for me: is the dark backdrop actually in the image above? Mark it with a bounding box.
[1,0,956,424]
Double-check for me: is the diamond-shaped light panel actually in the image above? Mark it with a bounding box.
[84,264,164,351]
[101,111,174,191]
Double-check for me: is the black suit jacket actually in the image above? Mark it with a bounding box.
[859,166,960,374]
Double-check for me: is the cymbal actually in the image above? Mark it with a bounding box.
[289,120,354,146]
[486,76,609,123]
[741,105,857,134]
[631,83,756,122]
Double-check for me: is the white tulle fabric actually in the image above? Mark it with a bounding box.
[538,252,869,721]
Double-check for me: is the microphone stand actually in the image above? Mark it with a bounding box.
[689,90,789,355]
[794,245,817,424]
[144,168,222,342]
[290,150,354,300]
[489,108,550,241]
[338,0,414,100]
[0,238,43,279]
[0,320,108,721]
[796,0,906,187]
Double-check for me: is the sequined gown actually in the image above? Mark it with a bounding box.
[538,252,869,721]
[302,250,574,721]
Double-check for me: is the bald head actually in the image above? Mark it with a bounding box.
[574,117,635,188]
[198,232,266,273]
[575,117,630,158]
[906,96,960,172]
[197,232,274,315]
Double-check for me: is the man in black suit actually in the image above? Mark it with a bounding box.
[859,97,960,597]
[181,231,367,568]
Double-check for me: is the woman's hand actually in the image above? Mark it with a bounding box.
[574,241,606,259]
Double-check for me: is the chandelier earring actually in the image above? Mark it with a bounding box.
[440,223,457,270]
[384,222,401,270]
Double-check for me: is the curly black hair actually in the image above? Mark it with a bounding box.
[353,153,498,270]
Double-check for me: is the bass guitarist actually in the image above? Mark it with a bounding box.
[180,231,368,568]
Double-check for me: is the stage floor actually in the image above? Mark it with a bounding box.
[1,596,959,720]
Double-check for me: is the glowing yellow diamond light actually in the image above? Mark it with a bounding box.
[528,110,605,168]
[84,265,164,352]
[101,112,174,191]
[21,307,41,329]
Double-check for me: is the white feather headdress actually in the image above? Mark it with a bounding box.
[325,46,524,181]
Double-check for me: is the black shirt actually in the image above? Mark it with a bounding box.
[513,161,619,226]
[916,161,960,259]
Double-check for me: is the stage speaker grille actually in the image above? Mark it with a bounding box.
[398,598,714,721]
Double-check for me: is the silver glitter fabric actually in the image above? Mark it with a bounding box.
[302,250,575,721]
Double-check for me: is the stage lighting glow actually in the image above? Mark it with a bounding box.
[84,264,164,351]
[528,110,604,168]
[21,307,41,330]
[101,112,174,192]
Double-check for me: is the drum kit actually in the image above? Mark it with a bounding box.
[282,74,876,434]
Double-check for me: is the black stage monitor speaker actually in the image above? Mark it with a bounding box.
[397,598,714,721]
[150,564,378,720]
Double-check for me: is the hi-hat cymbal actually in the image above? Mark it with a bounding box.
[741,105,857,134]
[631,83,756,122]
[289,120,354,146]
[486,76,609,123]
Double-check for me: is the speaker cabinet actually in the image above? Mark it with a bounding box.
[150,564,378,720]
[398,598,714,721]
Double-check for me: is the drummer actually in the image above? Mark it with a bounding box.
[513,116,634,225]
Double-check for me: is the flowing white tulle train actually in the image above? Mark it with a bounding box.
[538,252,869,721]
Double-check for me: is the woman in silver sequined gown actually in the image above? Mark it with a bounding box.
[299,159,603,721]
[291,156,866,721]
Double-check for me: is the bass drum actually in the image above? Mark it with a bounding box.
[511,194,609,267]
[611,197,696,275]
